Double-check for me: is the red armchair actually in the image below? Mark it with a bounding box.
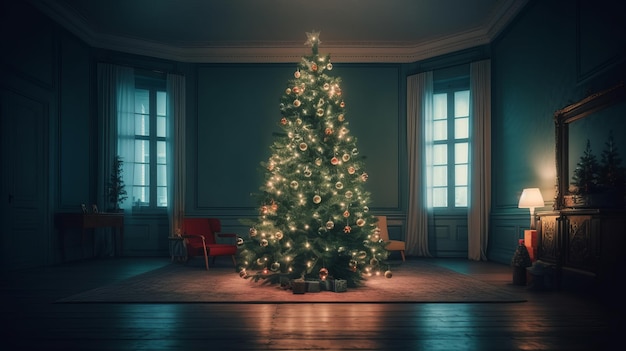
[182,217,238,270]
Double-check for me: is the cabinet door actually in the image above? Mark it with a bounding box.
[564,215,599,272]
[538,215,559,263]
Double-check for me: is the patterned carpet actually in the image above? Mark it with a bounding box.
[57,259,526,303]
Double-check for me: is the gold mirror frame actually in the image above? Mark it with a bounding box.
[553,82,625,210]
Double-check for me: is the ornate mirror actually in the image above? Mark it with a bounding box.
[553,82,626,210]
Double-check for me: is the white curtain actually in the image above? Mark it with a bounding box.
[167,74,186,236]
[115,68,136,211]
[97,63,134,254]
[405,72,433,257]
[467,59,492,261]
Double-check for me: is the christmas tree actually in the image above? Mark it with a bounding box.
[237,32,391,288]
[570,139,599,195]
[598,131,625,193]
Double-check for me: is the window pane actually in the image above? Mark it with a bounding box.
[157,91,167,115]
[455,164,468,186]
[135,89,149,136]
[455,186,467,207]
[433,145,447,165]
[454,90,469,117]
[157,164,167,186]
[433,165,447,186]
[433,120,447,140]
[157,186,168,207]
[133,186,149,206]
[455,117,469,139]
[455,142,468,164]
[157,141,166,164]
[433,188,447,207]
[433,93,447,120]
[157,116,166,138]
[135,140,150,163]
[134,163,149,186]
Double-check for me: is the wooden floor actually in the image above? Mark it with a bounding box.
[1,257,623,351]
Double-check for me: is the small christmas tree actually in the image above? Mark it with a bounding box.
[570,140,599,195]
[237,32,390,288]
[598,131,625,193]
[107,155,127,211]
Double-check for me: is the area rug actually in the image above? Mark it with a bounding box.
[56,259,525,303]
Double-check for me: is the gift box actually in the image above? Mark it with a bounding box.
[524,230,538,261]
[318,279,332,291]
[279,274,291,289]
[526,247,537,261]
[305,280,320,292]
[291,279,306,294]
[331,278,347,293]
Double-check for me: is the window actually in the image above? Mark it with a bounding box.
[430,88,470,209]
[131,77,168,209]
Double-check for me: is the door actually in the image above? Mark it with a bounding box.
[1,88,48,269]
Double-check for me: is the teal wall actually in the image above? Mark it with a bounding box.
[489,0,626,263]
[2,0,625,268]
[191,64,401,215]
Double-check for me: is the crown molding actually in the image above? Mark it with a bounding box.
[31,0,528,64]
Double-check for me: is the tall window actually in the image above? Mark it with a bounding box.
[132,77,168,209]
[431,88,470,209]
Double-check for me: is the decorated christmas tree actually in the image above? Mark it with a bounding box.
[237,32,391,288]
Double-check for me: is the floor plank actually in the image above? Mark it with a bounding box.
[1,257,622,350]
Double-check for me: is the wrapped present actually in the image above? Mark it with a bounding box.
[279,274,291,289]
[291,279,306,294]
[318,279,332,291]
[524,230,538,249]
[305,280,320,293]
[331,278,347,293]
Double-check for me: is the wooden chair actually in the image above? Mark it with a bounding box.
[182,217,238,270]
[376,215,406,261]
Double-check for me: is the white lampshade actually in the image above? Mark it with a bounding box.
[518,188,544,230]
[518,188,544,209]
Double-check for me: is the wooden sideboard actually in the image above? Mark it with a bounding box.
[536,209,625,290]
[56,212,124,260]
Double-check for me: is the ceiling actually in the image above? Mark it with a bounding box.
[31,0,529,63]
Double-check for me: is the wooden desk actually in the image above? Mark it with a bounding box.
[56,213,124,259]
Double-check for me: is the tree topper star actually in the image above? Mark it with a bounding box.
[305,31,321,47]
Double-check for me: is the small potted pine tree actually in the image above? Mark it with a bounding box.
[107,155,128,212]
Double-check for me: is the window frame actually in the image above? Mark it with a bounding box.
[132,75,168,213]
[431,76,470,212]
